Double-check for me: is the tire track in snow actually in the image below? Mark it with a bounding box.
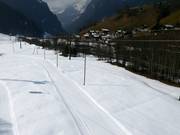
[13,49,133,135]
[4,55,87,135]
[62,73,133,135]
[0,120,12,135]
[0,82,20,135]
[44,60,133,135]
[40,63,91,135]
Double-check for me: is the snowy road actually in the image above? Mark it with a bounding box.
[1,34,180,135]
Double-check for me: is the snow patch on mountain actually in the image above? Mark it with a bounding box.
[42,0,70,14]
[43,0,91,15]
[73,0,91,13]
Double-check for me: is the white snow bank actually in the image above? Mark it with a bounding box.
[0,33,180,135]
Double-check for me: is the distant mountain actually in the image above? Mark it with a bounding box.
[57,5,80,30]
[0,0,64,35]
[57,0,91,32]
[73,0,123,31]
[0,1,42,36]
[42,0,74,14]
[63,0,125,33]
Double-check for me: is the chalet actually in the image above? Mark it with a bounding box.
[101,28,110,34]
[117,30,122,33]
[92,34,100,41]
[164,24,175,30]
[90,30,95,33]
[74,34,80,39]
[83,33,90,38]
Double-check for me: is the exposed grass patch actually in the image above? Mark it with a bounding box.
[161,10,180,25]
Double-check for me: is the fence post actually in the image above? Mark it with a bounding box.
[56,51,59,68]
[20,40,22,49]
[36,47,39,55]
[83,52,87,86]
[12,41,15,54]
[69,41,72,60]
[44,49,46,60]
[33,46,35,55]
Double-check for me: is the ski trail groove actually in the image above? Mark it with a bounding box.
[62,73,133,135]
[40,63,90,135]
[17,54,132,135]
[46,60,133,135]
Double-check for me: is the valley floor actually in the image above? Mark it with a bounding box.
[0,34,180,135]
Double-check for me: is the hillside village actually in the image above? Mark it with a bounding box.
[80,24,180,42]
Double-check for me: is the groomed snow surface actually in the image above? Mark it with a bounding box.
[0,33,180,135]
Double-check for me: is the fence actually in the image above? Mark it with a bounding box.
[91,40,180,86]
[20,37,180,86]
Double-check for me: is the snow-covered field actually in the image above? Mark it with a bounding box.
[0,33,180,135]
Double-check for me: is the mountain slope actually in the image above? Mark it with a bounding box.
[0,1,42,36]
[66,0,123,33]
[63,0,156,33]
[0,0,64,35]
[57,5,80,29]
[81,5,158,32]
[80,0,180,32]
[161,9,180,25]
[64,0,180,33]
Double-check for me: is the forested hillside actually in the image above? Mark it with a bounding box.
[81,0,180,32]
[0,0,64,35]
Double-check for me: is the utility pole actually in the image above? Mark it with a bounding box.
[20,39,22,49]
[69,39,72,60]
[83,46,87,86]
[56,51,59,68]
[83,53,87,86]
[43,38,46,60]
